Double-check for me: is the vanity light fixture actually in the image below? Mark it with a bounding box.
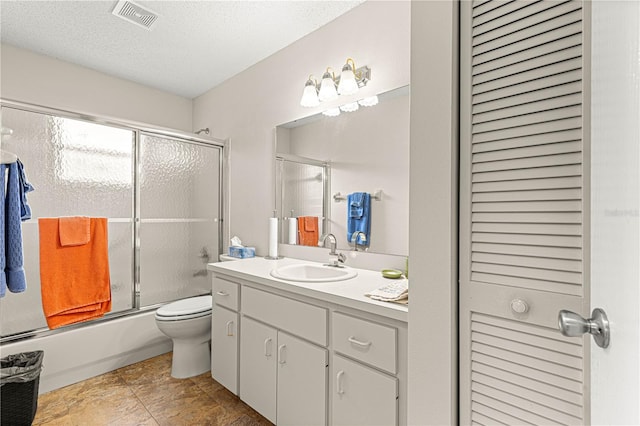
[318,68,339,102]
[337,58,359,95]
[300,76,320,107]
[300,58,371,107]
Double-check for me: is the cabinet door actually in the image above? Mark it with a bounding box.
[211,306,238,394]
[332,354,398,426]
[240,316,277,424]
[277,331,328,426]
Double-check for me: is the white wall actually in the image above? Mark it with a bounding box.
[193,1,410,255]
[0,43,193,132]
[590,1,640,423]
[408,1,458,425]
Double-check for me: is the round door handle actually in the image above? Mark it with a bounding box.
[558,308,610,348]
[510,298,529,314]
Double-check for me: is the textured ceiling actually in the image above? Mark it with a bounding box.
[0,0,364,98]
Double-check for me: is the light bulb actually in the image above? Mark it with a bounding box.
[322,107,341,117]
[300,78,319,107]
[318,70,338,102]
[337,62,358,95]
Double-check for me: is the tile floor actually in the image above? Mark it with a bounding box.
[32,352,272,426]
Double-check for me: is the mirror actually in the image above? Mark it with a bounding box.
[275,85,409,256]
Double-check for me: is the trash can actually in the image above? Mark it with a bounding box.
[0,351,44,426]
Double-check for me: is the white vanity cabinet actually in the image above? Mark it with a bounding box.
[209,262,408,425]
[240,286,328,425]
[240,316,328,425]
[211,277,240,394]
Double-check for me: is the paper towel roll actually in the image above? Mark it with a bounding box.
[268,217,278,258]
[288,218,297,245]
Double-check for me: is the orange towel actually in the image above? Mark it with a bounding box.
[59,216,90,246]
[297,216,319,247]
[38,217,111,329]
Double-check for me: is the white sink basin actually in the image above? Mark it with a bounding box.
[270,263,358,282]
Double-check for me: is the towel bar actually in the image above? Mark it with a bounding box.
[333,190,382,202]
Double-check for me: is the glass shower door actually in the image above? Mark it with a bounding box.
[0,107,135,337]
[138,133,220,306]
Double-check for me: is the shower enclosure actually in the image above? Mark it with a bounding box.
[0,102,223,340]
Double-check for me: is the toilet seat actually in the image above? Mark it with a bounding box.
[155,295,212,321]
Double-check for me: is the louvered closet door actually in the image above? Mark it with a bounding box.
[460,1,590,425]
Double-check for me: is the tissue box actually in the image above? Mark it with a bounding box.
[228,246,256,259]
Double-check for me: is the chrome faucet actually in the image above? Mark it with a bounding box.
[350,231,368,252]
[321,233,346,267]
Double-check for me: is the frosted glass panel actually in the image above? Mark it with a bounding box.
[139,222,215,305]
[139,134,220,306]
[276,159,326,243]
[0,107,134,337]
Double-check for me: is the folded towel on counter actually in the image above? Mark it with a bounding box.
[347,192,370,246]
[39,217,111,329]
[297,216,319,247]
[59,216,91,247]
[1,162,31,297]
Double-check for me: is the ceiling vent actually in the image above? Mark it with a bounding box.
[112,0,158,30]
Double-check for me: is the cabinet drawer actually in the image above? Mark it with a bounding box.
[242,286,327,346]
[332,312,397,374]
[213,276,239,311]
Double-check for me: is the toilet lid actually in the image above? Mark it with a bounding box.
[156,295,212,318]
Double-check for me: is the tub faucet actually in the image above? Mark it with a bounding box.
[350,231,368,252]
[321,233,346,267]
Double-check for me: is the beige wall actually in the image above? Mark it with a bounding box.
[409,1,458,424]
[1,43,192,131]
[193,1,411,255]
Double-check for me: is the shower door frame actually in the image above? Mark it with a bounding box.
[0,99,226,343]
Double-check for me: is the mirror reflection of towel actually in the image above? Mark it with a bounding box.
[349,192,365,219]
[347,192,370,246]
[297,216,319,246]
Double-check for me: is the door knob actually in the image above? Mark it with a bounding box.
[558,308,610,348]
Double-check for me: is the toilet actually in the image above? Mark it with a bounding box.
[155,295,213,379]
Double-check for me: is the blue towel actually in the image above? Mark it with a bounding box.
[1,164,6,297]
[349,192,364,219]
[17,159,34,220]
[347,192,370,246]
[1,161,32,297]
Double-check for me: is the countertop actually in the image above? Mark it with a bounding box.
[207,257,408,323]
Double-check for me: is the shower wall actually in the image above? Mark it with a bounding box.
[0,106,222,338]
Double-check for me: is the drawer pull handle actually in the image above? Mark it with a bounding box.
[336,370,345,395]
[264,338,272,357]
[278,344,287,364]
[216,291,229,296]
[225,320,234,336]
[348,336,372,347]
